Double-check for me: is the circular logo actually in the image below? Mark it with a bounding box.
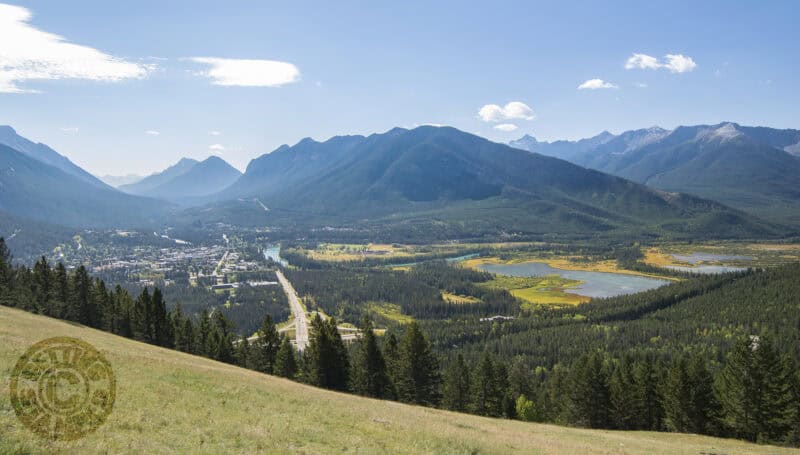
[10,337,116,440]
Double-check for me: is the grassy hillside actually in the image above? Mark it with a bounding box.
[1,307,796,454]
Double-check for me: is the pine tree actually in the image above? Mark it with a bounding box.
[69,265,94,325]
[685,353,719,435]
[632,354,664,431]
[172,303,193,352]
[471,352,502,416]
[383,332,401,386]
[53,263,69,319]
[134,288,153,342]
[32,256,53,315]
[235,336,251,368]
[609,357,641,430]
[396,322,441,406]
[662,356,692,432]
[717,335,794,442]
[252,315,281,374]
[442,354,471,412]
[209,310,235,363]
[197,308,211,356]
[151,287,172,347]
[274,336,298,379]
[304,314,350,391]
[350,316,393,399]
[567,352,610,428]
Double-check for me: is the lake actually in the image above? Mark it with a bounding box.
[671,252,753,264]
[476,261,670,299]
[667,252,752,274]
[665,265,747,274]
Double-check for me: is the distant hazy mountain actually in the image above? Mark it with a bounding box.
[0,125,109,189]
[210,126,778,238]
[121,156,241,203]
[120,158,199,194]
[0,143,169,228]
[509,131,615,161]
[99,174,143,187]
[511,123,800,224]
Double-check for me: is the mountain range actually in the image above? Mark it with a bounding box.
[206,126,778,238]
[0,123,790,241]
[510,123,800,223]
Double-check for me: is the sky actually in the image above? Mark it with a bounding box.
[0,1,797,176]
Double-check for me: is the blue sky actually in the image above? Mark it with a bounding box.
[0,0,797,175]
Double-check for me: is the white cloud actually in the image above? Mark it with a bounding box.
[625,53,662,70]
[145,130,160,136]
[625,52,697,73]
[60,127,79,133]
[0,3,152,93]
[209,144,225,153]
[635,82,648,88]
[577,78,618,90]
[189,57,300,87]
[663,54,697,73]
[478,101,535,123]
[209,130,222,136]
[494,123,518,132]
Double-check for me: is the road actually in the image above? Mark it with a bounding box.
[275,270,309,351]
[255,198,269,212]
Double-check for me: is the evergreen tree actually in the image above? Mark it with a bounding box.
[350,316,393,399]
[304,314,350,391]
[209,310,235,363]
[396,322,441,406]
[252,315,281,374]
[134,288,153,342]
[609,357,641,430]
[685,353,720,435]
[274,336,298,379]
[53,263,69,319]
[197,308,212,356]
[383,332,401,386]
[632,354,664,431]
[662,356,692,432]
[235,336,251,368]
[151,287,172,347]
[171,303,194,352]
[471,352,502,417]
[69,265,94,325]
[32,256,53,315]
[717,335,794,442]
[567,351,610,428]
[442,354,471,412]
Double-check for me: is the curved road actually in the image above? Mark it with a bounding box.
[275,270,308,351]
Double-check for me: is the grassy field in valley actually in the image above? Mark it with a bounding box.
[2,306,798,454]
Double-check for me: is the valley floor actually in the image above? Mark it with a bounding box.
[1,306,796,454]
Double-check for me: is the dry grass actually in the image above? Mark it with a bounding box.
[1,306,796,454]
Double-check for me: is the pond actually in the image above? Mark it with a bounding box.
[476,261,670,299]
[671,252,754,264]
[667,252,752,274]
[665,265,748,274]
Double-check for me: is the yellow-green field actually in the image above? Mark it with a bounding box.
[644,242,800,269]
[441,292,481,304]
[1,306,795,454]
[367,302,415,325]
